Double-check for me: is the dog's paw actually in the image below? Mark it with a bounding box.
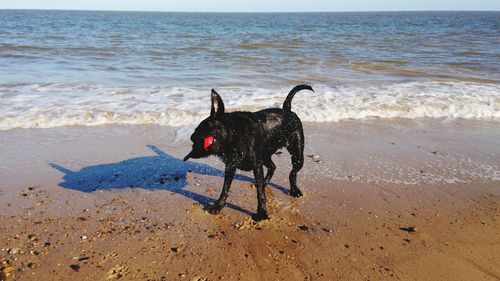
[290,188,303,198]
[203,204,223,215]
[252,211,270,221]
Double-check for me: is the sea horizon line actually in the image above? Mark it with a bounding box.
[0,8,499,13]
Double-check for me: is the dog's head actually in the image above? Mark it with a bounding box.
[183,89,228,161]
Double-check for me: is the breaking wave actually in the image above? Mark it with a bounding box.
[0,81,499,130]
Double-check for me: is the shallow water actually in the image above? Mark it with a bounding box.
[0,10,499,129]
[0,120,498,190]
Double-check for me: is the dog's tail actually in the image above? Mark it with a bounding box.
[283,84,314,112]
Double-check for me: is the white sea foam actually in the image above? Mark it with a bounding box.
[0,81,499,130]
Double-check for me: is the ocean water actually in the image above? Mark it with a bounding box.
[0,10,499,129]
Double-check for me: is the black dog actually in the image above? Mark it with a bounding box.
[183,85,314,220]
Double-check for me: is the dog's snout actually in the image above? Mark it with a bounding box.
[183,150,195,161]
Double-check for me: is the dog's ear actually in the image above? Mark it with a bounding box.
[210,89,225,118]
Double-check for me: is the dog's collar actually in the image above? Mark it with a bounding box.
[203,135,215,150]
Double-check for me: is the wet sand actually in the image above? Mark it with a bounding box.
[1,119,499,280]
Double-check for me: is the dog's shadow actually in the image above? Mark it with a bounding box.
[50,145,289,216]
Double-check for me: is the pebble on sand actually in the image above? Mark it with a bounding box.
[7,248,20,255]
[105,265,129,280]
[308,154,321,162]
[73,256,90,262]
[171,244,186,253]
[2,266,14,274]
[322,227,332,233]
[298,225,310,231]
[400,226,417,234]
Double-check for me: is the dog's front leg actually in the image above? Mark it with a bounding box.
[253,165,269,221]
[204,166,236,214]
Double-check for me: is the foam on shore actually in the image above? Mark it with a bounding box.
[0,81,499,130]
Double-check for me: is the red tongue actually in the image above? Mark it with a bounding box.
[203,135,215,150]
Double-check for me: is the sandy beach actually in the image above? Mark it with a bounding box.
[1,119,499,280]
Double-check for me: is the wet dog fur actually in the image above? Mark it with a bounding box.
[183,85,314,220]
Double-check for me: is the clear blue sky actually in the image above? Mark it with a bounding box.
[2,0,499,12]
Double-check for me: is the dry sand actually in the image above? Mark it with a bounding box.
[1,119,499,280]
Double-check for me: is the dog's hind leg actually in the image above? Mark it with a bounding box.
[286,131,304,197]
[204,166,236,214]
[253,164,269,221]
[263,158,276,187]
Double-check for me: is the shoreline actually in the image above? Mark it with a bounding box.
[1,119,499,280]
[1,118,498,189]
